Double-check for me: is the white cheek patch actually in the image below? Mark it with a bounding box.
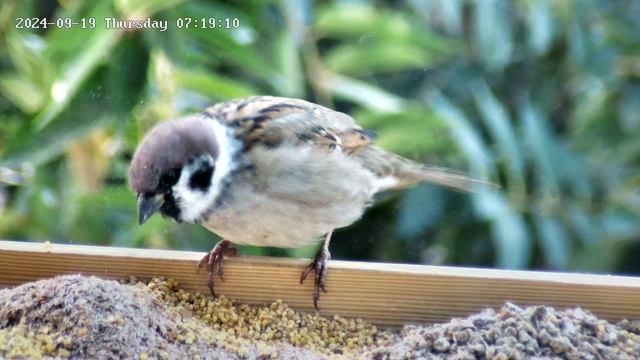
[173,118,241,223]
[209,119,240,204]
[173,159,213,222]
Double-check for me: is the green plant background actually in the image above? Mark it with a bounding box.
[1,0,639,274]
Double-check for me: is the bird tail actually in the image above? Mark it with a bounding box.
[393,164,489,192]
[358,146,491,192]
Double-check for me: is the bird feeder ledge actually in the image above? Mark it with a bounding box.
[0,240,639,328]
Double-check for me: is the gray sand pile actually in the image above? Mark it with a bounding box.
[0,275,323,359]
[366,303,640,360]
[1,275,639,359]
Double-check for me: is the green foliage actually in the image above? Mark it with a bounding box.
[0,0,638,273]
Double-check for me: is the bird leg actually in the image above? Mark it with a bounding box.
[197,239,238,297]
[300,232,332,310]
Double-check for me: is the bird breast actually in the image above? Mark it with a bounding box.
[202,144,381,248]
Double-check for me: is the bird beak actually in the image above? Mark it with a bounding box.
[137,194,164,225]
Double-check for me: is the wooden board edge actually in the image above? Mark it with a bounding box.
[1,240,640,328]
[1,240,639,287]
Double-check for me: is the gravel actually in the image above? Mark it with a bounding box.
[365,303,640,360]
[1,275,638,359]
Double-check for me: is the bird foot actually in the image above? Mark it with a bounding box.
[300,247,331,310]
[197,240,238,297]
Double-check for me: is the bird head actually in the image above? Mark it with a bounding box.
[128,115,231,225]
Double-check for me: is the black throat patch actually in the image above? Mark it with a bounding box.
[160,192,181,223]
[155,168,182,222]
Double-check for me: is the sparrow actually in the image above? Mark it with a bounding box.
[128,96,482,309]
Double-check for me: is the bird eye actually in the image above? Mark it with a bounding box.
[160,169,180,187]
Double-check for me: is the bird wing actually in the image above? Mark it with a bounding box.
[202,96,375,153]
[203,96,487,192]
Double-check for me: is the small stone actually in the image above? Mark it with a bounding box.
[468,343,485,355]
[485,346,497,358]
[485,328,500,343]
[456,349,476,360]
[495,336,517,348]
[433,337,450,352]
[537,329,552,345]
[550,337,573,354]
[531,306,547,322]
[504,327,517,337]
[454,329,470,344]
[492,352,508,360]
[508,348,521,360]
[524,339,539,354]
[517,329,532,343]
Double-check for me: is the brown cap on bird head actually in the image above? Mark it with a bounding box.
[128,116,219,194]
[128,116,219,224]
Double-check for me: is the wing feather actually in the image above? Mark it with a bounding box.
[203,96,375,153]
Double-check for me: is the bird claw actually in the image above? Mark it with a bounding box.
[300,247,331,310]
[197,240,237,297]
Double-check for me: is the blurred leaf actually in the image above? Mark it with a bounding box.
[526,0,554,55]
[115,0,185,18]
[67,186,138,245]
[600,209,640,240]
[161,2,273,83]
[274,30,304,97]
[35,29,122,128]
[472,189,531,268]
[105,33,150,116]
[534,215,570,269]
[472,0,513,71]
[0,74,45,113]
[315,2,452,53]
[553,142,591,198]
[0,167,27,186]
[66,130,113,193]
[2,114,114,166]
[520,102,560,195]
[568,206,598,246]
[570,240,627,273]
[440,0,463,35]
[4,32,50,84]
[174,68,258,100]
[411,0,463,36]
[568,14,586,65]
[314,4,394,39]
[0,32,51,114]
[131,50,178,131]
[43,0,115,63]
[180,25,276,82]
[327,73,405,112]
[471,80,524,183]
[571,76,608,136]
[272,2,301,94]
[618,85,640,133]
[182,1,247,21]
[428,92,493,179]
[396,184,444,237]
[522,103,591,198]
[325,42,433,75]
[355,108,451,156]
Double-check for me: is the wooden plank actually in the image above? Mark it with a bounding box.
[0,240,639,328]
